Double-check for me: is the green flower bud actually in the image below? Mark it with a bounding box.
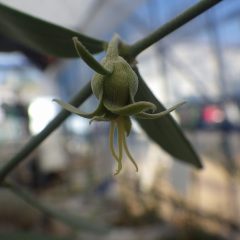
[53,34,185,175]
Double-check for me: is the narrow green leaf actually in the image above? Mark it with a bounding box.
[0,3,107,57]
[133,68,202,169]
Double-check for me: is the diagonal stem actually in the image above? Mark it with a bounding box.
[128,0,222,57]
[0,82,92,183]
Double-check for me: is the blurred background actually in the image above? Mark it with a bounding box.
[0,0,240,239]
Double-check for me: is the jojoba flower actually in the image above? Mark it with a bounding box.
[54,34,185,175]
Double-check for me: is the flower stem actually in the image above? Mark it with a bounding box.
[128,0,222,57]
[0,82,92,183]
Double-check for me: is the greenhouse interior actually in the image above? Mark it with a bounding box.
[0,0,240,239]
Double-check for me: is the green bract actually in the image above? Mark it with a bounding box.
[54,34,185,175]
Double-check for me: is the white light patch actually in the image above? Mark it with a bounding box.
[28,97,57,134]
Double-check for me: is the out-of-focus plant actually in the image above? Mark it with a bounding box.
[0,0,222,236]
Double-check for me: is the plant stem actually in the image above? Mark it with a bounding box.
[0,82,92,183]
[1,181,108,233]
[129,0,222,57]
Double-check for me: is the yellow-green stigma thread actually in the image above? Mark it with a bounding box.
[110,117,138,175]
[122,131,138,172]
[109,121,122,175]
[116,119,123,175]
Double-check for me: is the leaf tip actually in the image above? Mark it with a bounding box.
[196,161,204,169]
